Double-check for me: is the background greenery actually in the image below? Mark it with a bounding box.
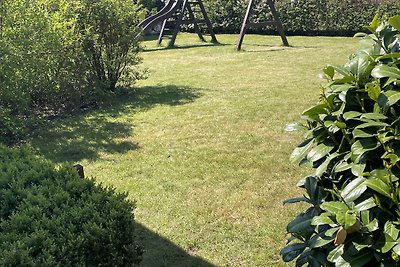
[29,33,362,266]
[140,0,400,36]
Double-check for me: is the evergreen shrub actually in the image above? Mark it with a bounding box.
[281,16,400,266]
[0,145,142,266]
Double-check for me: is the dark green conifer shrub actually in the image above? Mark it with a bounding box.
[281,15,400,266]
[0,145,142,266]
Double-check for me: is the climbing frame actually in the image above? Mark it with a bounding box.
[236,0,289,51]
[158,0,218,48]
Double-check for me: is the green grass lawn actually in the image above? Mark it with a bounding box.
[30,33,362,266]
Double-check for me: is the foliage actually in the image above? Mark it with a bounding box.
[281,16,400,266]
[0,144,142,266]
[0,0,146,144]
[137,0,163,14]
[202,0,400,36]
[78,0,146,91]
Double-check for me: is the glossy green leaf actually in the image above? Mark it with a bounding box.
[366,82,381,101]
[316,153,340,177]
[346,51,371,81]
[334,161,352,173]
[368,14,381,32]
[336,211,357,230]
[285,122,306,132]
[393,244,400,256]
[335,249,374,267]
[283,197,309,205]
[384,221,400,240]
[323,65,335,79]
[290,139,314,164]
[343,111,361,120]
[327,245,344,263]
[376,52,400,60]
[351,163,366,177]
[378,90,400,109]
[309,235,334,248]
[360,113,387,120]
[302,104,329,121]
[325,227,340,237]
[304,176,326,205]
[307,143,334,163]
[341,177,367,203]
[364,218,379,232]
[351,138,380,160]
[381,233,397,253]
[355,121,390,129]
[364,178,392,199]
[354,197,376,212]
[287,211,314,235]
[321,201,348,214]
[327,64,351,77]
[371,65,400,79]
[312,213,335,226]
[353,128,376,138]
[388,15,400,31]
[280,243,307,262]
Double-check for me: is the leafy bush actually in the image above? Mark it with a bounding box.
[0,144,142,266]
[0,0,146,144]
[78,0,146,91]
[281,16,400,266]
[138,0,163,14]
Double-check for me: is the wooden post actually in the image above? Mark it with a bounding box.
[73,164,85,179]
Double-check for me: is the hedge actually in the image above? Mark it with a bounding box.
[0,145,142,266]
[144,0,400,36]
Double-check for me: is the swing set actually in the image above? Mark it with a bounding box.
[138,0,289,50]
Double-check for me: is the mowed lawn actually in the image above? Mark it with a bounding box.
[30,33,361,266]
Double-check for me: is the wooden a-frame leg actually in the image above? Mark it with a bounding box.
[267,0,289,46]
[236,0,255,51]
[186,3,205,42]
[157,19,167,45]
[168,0,188,48]
[197,0,218,43]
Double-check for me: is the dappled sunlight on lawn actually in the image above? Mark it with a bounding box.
[30,85,201,163]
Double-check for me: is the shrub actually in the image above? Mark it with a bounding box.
[281,16,400,266]
[78,0,147,91]
[0,144,142,266]
[0,0,146,144]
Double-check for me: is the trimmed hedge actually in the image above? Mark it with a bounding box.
[202,0,400,36]
[0,145,142,266]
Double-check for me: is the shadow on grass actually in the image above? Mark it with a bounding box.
[30,85,201,163]
[142,42,226,52]
[136,223,216,267]
[240,44,318,53]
